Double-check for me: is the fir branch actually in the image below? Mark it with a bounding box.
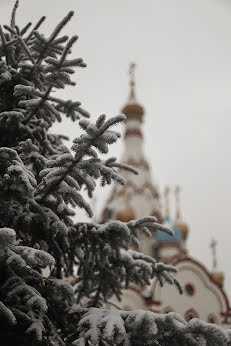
[36,11,74,65]
[15,25,20,36]
[0,25,9,63]
[59,35,78,66]
[36,115,126,208]
[3,25,17,36]
[10,0,19,30]
[104,157,138,175]
[18,36,35,63]
[25,16,46,43]
[20,22,32,36]
[22,35,79,125]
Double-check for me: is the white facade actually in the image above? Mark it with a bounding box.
[110,256,231,328]
[152,257,230,328]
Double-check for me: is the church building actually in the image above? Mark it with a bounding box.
[102,64,231,328]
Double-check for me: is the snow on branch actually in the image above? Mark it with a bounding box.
[0,223,79,344]
[0,7,88,149]
[69,217,181,308]
[67,307,231,346]
[35,114,128,217]
[0,227,70,344]
[0,147,37,198]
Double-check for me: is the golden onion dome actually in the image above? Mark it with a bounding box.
[116,208,135,223]
[211,271,225,287]
[122,103,144,118]
[175,221,189,240]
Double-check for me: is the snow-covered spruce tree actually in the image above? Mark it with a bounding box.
[0,1,230,345]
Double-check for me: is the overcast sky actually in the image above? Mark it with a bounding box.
[1,0,231,297]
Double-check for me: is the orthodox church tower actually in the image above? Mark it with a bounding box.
[102,63,161,257]
[102,64,231,328]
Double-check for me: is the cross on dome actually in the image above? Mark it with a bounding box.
[210,238,225,286]
[128,62,136,101]
[174,185,181,220]
[164,186,170,218]
[210,238,218,270]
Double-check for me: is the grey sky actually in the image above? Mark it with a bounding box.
[1,0,231,296]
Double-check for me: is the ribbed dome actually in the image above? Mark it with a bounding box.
[122,103,144,120]
[116,208,135,223]
[156,216,182,244]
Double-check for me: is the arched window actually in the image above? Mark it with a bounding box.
[184,283,195,296]
[163,306,175,314]
[208,313,219,324]
[184,308,199,322]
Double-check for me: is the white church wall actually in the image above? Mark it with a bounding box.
[109,288,146,311]
[151,259,228,326]
[123,136,143,160]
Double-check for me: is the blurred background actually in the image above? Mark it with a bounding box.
[1,0,231,297]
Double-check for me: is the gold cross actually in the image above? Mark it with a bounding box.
[164,186,170,217]
[174,185,181,220]
[210,238,217,270]
[128,62,136,100]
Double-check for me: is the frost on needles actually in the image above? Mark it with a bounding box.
[0,1,231,345]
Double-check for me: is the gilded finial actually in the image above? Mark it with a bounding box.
[174,185,181,220]
[210,239,224,286]
[128,62,136,101]
[122,188,128,203]
[210,239,218,270]
[164,186,170,218]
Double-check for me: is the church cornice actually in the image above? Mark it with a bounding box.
[125,128,143,139]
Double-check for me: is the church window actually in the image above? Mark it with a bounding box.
[184,283,195,296]
[184,308,199,322]
[153,245,159,259]
[208,314,218,324]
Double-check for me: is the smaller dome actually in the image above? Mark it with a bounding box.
[156,216,182,244]
[116,208,135,223]
[211,271,225,287]
[175,221,189,240]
